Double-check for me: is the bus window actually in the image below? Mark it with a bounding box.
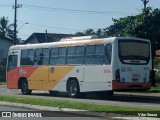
[28,49,34,65]
[67,47,76,65]
[95,45,104,64]
[50,47,66,65]
[21,49,34,65]
[119,40,150,65]
[34,49,43,65]
[105,44,112,64]
[58,47,66,65]
[50,48,58,65]
[42,48,49,65]
[85,45,104,65]
[7,55,18,71]
[21,50,28,65]
[67,46,84,65]
[75,46,84,65]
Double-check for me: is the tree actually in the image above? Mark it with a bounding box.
[84,29,96,35]
[104,7,160,59]
[141,0,149,12]
[0,16,14,40]
[75,32,85,36]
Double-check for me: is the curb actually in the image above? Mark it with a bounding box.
[1,101,160,119]
[0,101,86,112]
[0,101,125,118]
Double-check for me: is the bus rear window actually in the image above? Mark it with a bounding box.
[119,40,150,65]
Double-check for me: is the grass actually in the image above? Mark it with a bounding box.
[148,85,160,92]
[0,95,159,117]
[0,82,6,85]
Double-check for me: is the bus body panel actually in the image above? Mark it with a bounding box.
[7,67,19,89]
[7,50,20,89]
[28,66,49,90]
[82,65,112,92]
[112,38,152,90]
[6,37,152,94]
[119,65,150,83]
[49,66,75,91]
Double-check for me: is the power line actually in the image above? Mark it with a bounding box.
[0,4,12,7]
[22,4,135,15]
[0,3,137,15]
[17,20,84,32]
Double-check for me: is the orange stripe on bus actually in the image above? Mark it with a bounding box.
[28,66,74,90]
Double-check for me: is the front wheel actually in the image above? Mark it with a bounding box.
[21,80,32,95]
[67,80,80,98]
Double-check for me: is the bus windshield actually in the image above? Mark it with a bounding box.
[119,40,150,64]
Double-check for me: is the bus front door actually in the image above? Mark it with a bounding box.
[7,54,19,89]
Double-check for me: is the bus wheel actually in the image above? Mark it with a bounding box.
[21,80,32,95]
[67,80,80,98]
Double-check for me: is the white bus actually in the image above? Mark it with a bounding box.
[7,36,152,98]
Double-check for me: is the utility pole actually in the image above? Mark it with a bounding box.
[141,0,149,11]
[13,0,22,45]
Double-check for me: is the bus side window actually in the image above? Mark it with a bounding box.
[42,48,49,65]
[85,45,104,65]
[95,45,104,65]
[50,48,66,65]
[7,55,18,71]
[105,44,112,64]
[85,45,95,65]
[21,49,34,66]
[21,50,28,65]
[75,46,84,65]
[34,49,43,65]
[50,48,58,65]
[67,46,76,65]
[28,49,34,65]
[58,47,66,65]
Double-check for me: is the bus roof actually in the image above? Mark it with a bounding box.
[9,36,150,50]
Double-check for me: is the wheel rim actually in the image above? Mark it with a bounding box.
[69,82,77,96]
[22,83,27,92]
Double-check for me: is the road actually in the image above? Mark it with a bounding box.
[0,105,106,120]
[0,85,160,110]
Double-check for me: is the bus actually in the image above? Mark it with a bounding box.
[6,36,152,98]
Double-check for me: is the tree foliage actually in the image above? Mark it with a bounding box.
[0,16,14,40]
[75,7,160,56]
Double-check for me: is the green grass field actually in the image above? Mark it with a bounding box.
[0,82,6,85]
[0,95,159,117]
[148,86,160,92]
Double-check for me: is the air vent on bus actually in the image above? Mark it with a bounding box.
[60,35,98,41]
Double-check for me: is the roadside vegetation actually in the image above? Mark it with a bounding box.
[0,82,6,85]
[0,95,159,117]
[148,85,160,92]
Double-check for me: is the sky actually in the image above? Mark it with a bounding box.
[0,0,159,40]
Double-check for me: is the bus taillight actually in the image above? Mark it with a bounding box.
[116,69,120,81]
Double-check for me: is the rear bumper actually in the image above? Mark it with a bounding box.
[112,80,151,91]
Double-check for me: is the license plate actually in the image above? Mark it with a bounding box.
[132,74,140,82]
[130,85,141,89]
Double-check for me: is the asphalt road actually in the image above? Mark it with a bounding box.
[0,105,106,120]
[0,85,160,110]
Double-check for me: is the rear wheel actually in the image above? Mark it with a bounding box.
[21,80,32,95]
[67,80,80,98]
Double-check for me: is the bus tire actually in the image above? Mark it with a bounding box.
[21,80,32,95]
[67,80,80,98]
